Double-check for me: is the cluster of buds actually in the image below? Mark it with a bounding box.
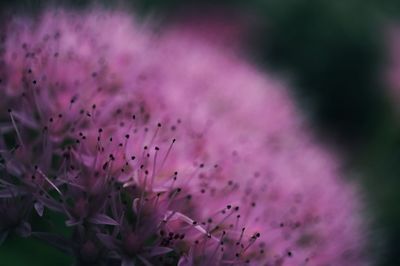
[0,8,367,266]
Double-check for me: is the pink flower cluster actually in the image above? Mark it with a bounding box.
[0,8,367,265]
[386,25,400,109]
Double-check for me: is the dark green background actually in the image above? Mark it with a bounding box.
[1,1,400,265]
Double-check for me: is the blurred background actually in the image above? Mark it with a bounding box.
[1,0,400,265]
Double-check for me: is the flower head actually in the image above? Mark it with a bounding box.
[0,8,367,265]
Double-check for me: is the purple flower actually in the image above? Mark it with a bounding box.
[0,8,368,265]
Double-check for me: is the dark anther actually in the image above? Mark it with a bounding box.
[70,95,78,104]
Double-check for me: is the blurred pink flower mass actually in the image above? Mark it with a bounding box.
[0,8,367,265]
[387,25,400,109]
